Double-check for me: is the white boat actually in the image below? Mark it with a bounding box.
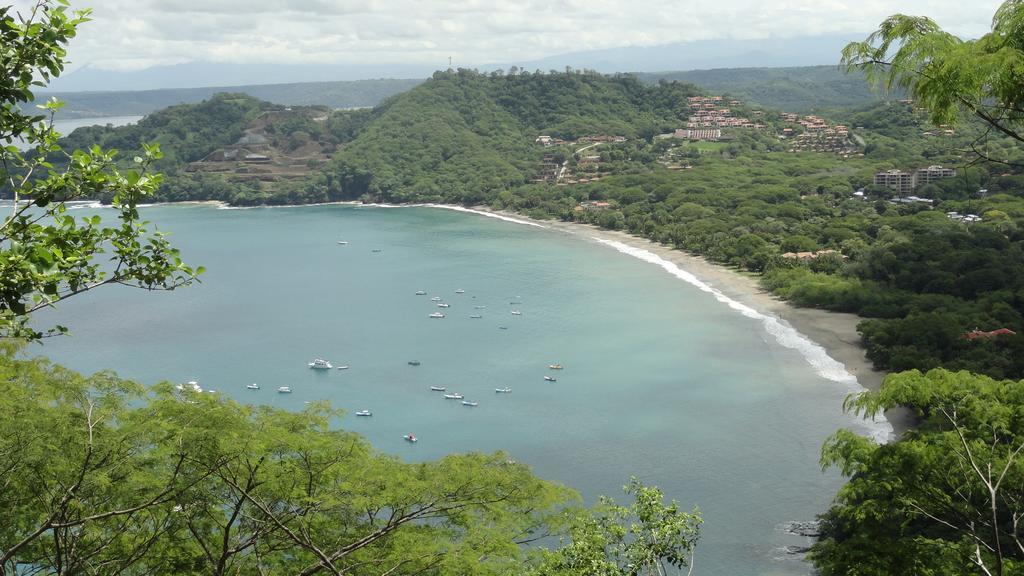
[437,303,450,308]
[415,290,427,295]
[336,365,350,370]
[544,376,557,382]
[443,393,464,400]
[404,434,418,443]
[309,358,333,369]
[455,289,465,294]
[548,364,563,370]
[176,380,203,393]
[430,296,442,301]
[428,312,445,318]
[277,386,292,393]
[474,305,486,309]
[462,400,479,407]
[337,241,348,245]
[355,410,372,417]
[495,388,511,393]
[246,383,260,390]
[511,310,522,315]
[469,314,482,319]
[430,386,446,391]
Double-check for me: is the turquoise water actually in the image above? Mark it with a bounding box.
[35,204,869,575]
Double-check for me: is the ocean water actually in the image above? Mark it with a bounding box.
[33,204,888,575]
[10,115,143,151]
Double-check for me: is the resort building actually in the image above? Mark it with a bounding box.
[874,169,915,196]
[672,128,721,141]
[913,165,956,187]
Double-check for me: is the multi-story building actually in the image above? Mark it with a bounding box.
[913,165,956,187]
[874,169,915,196]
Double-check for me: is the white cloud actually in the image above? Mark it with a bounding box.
[9,0,1005,71]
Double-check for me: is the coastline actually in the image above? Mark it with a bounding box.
[123,198,910,435]
[462,206,912,437]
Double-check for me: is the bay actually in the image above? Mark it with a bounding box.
[9,115,143,151]
[35,203,874,575]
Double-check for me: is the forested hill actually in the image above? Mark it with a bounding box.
[58,93,268,171]
[328,69,701,202]
[636,66,891,112]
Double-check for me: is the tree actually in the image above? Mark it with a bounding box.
[530,478,701,576]
[1,1,200,341]
[813,369,1024,576]
[0,346,578,576]
[841,1,1024,147]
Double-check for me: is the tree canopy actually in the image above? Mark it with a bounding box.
[842,0,1024,145]
[814,369,1024,576]
[0,1,201,340]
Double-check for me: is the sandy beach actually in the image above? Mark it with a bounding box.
[471,207,913,435]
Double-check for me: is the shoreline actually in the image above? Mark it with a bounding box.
[461,206,912,437]
[91,198,911,435]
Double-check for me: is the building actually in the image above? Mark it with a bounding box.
[913,165,956,187]
[672,128,721,141]
[963,328,1017,340]
[874,169,914,196]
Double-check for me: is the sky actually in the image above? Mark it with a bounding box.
[10,0,1005,72]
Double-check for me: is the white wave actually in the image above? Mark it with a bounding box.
[592,237,894,443]
[426,204,548,228]
[65,201,104,210]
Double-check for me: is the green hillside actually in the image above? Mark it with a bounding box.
[328,69,701,202]
[637,65,895,111]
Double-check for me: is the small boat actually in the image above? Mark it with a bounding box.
[176,380,203,393]
[469,314,482,319]
[336,365,350,370]
[246,383,260,390]
[430,296,442,302]
[510,301,522,305]
[403,434,418,443]
[437,303,450,308]
[495,388,512,393]
[511,310,522,315]
[548,364,563,370]
[408,361,421,366]
[443,393,464,400]
[428,312,445,318]
[355,410,372,417]
[430,386,446,391]
[309,358,333,370]
[372,249,382,253]
[498,326,508,330]
[455,289,465,294]
[337,241,348,245]
[277,386,292,393]
[415,290,427,295]
[474,305,486,309]
[462,400,479,407]
[544,376,557,382]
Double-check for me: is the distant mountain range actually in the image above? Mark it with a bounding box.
[34,79,423,119]
[38,64,891,120]
[48,34,862,92]
[637,66,895,112]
